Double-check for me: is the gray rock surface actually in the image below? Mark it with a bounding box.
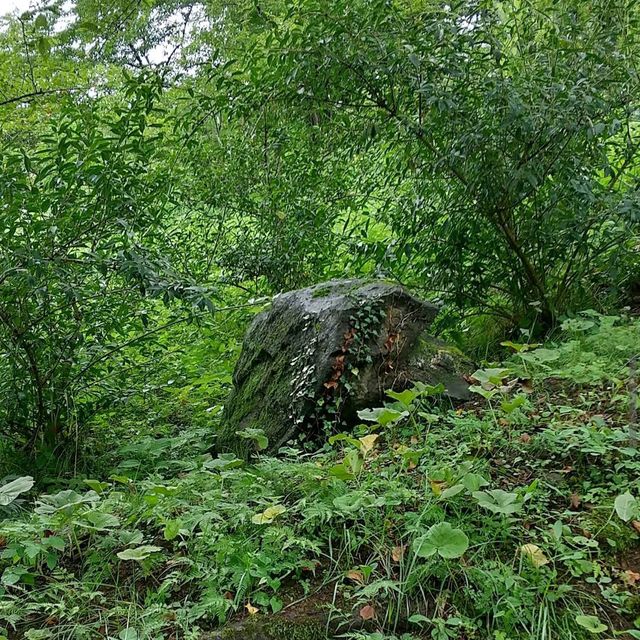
[217,279,470,457]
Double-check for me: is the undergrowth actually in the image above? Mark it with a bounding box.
[1,312,639,640]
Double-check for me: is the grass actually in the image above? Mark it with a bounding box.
[0,312,639,640]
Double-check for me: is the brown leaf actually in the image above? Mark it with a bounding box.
[245,603,258,615]
[622,570,640,586]
[391,545,405,562]
[632,520,640,534]
[346,569,365,585]
[521,379,534,394]
[569,493,581,510]
[359,604,376,620]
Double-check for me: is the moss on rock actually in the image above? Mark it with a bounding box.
[216,279,471,457]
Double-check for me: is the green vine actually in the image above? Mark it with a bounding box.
[287,300,386,449]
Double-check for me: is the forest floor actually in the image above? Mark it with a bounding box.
[1,312,640,640]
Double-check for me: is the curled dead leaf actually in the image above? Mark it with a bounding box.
[622,570,640,586]
[359,604,376,620]
[346,569,365,584]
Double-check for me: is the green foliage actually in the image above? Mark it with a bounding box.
[1,1,640,638]
[0,318,638,639]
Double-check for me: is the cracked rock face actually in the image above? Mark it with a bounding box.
[217,279,471,457]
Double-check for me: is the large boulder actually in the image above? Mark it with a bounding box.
[217,280,471,457]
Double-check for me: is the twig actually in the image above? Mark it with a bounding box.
[0,87,80,107]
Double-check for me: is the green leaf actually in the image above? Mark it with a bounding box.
[500,394,526,414]
[468,385,498,400]
[473,489,523,515]
[575,615,607,634]
[614,492,637,522]
[385,388,420,408]
[116,545,162,561]
[119,629,138,640]
[83,479,110,493]
[328,463,354,480]
[203,454,244,471]
[519,348,561,365]
[439,484,465,499]
[461,473,489,492]
[471,368,510,387]
[164,519,181,541]
[413,522,469,559]
[0,476,34,506]
[34,13,47,28]
[78,510,120,531]
[357,407,408,426]
[237,428,269,451]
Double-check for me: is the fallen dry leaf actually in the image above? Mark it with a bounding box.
[622,570,640,586]
[359,604,376,620]
[521,379,534,394]
[346,569,365,584]
[520,543,549,568]
[391,545,406,562]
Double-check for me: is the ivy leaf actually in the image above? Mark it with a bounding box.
[413,522,469,559]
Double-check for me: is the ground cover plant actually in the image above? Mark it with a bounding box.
[1,0,640,638]
[1,312,639,639]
